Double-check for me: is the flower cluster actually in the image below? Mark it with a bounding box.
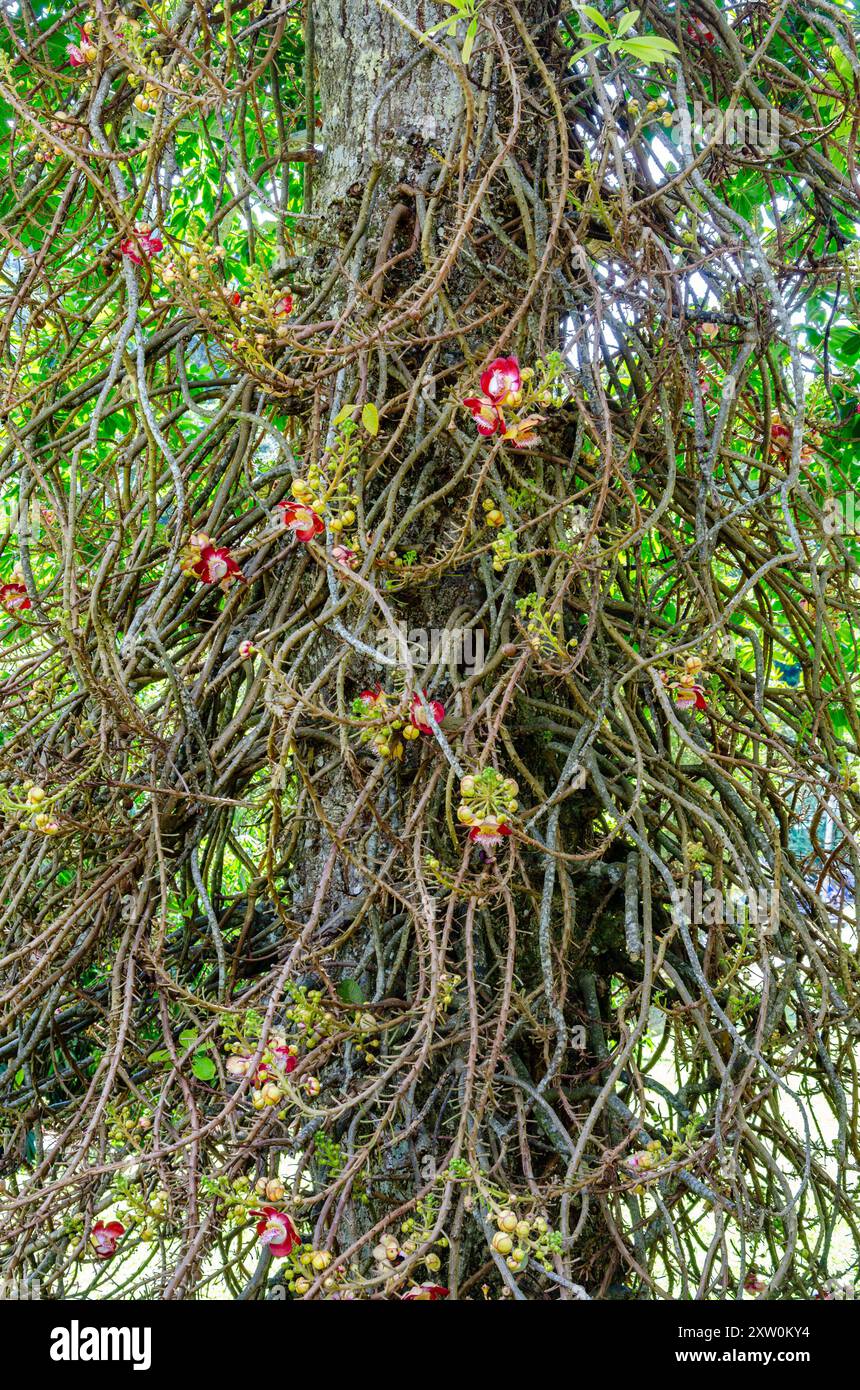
[353,685,446,760]
[67,23,97,67]
[625,1139,666,1190]
[490,1206,558,1274]
[490,524,516,573]
[769,416,817,463]
[659,655,709,712]
[372,1196,449,1293]
[225,1033,298,1109]
[120,225,163,265]
[463,353,565,448]
[180,533,242,589]
[481,497,505,529]
[463,356,543,447]
[275,481,325,543]
[516,592,576,663]
[275,466,360,559]
[20,782,60,837]
[456,768,518,849]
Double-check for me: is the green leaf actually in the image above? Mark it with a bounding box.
[620,36,679,62]
[616,8,640,37]
[580,5,612,35]
[337,978,365,1004]
[362,402,380,436]
[333,403,355,426]
[461,15,479,64]
[192,1054,216,1081]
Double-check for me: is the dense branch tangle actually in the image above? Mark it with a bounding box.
[0,0,859,1300]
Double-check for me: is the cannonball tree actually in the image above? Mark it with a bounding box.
[0,0,859,1302]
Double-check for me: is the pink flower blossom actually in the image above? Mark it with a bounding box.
[409,692,446,734]
[120,227,164,265]
[463,395,505,437]
[330,544,358,569]
[276,500,325,543]
[90,1220,125,1259]
[674,683,706,711]
[274,293,293,318]
[67,26,97,66]
[481,356,521,405]
[254,1207,301,1258]
[401,1284,449,1301]
[0,568,31,612]
[744,1271,766,1294]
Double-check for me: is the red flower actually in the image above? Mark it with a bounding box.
[180,533,242,589]
[90,1220,125,1259]
[770,419,792,452]
[674,683,706,711]
[0,568,31,612]
[468,817,512,849]
[401,1284,449,1301]
[481,356,521,405]
[254,1207,301,1258]
[409,692,445,734]
[359,684,384,709]
[744,1271,766,1294]
[274,294,293,318]
[256,1044,298,1083]
[686,17,715,45]
[67,26,97,66]
[121,227,163,265]
[276,500,324,543]
[463,395,504,437]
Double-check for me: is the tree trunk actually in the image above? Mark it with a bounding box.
[281,0,617,1296]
